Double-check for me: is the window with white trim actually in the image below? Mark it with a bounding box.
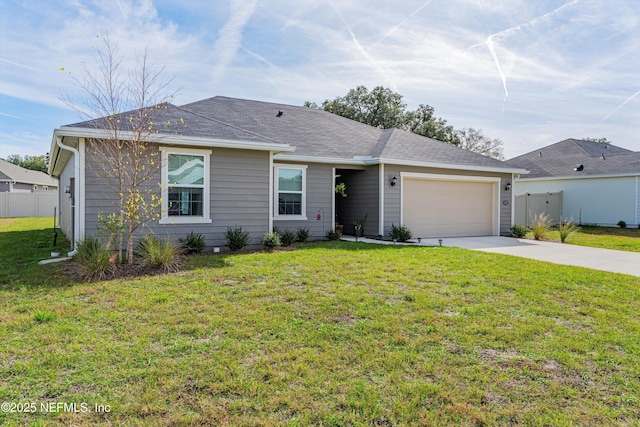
[160,148,212,224]
[274,165,306,219]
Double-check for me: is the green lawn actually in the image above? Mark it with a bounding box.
[1,219,639,426]
[531,225,640,253]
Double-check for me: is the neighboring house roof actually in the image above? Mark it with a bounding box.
[59,96,525,173]
[0,158,58,187]
[507,138,640,179]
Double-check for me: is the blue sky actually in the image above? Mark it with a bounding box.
[1,0,638,159]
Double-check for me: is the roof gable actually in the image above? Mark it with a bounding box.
[0,159,58,186]
[507,139,640,178]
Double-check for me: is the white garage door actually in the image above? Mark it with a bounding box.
[402,177,496,238]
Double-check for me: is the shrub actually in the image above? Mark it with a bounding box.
[33,310,55,323]
[178,231,206,254]
[75,237,115,281]
[531,213,551,240]
[557,218,580,243]
[296,227,310,243]
[325,228,339,240]
[262,232,281,248]
[510,224,528,238]
[225,226,250,251]
[390,223,413,242]
[617,220,627,229]
[280,229,296,246]
[136,234,182,272]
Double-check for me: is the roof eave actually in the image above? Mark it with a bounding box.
[517,172,640,181]
[54,127,295,154]
[377,158,529,175]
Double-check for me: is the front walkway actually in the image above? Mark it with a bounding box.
[340,235,640,277]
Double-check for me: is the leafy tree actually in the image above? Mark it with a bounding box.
[307,85,481,148]
[583,137,612,144]
[455,128,504,160]
[320,86,406,129]
[62,36,176,264]
[5,154,48,172]
[403,104,460,146]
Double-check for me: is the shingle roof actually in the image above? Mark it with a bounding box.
[65,96,520,171]
[507,139,640,178]
[0,158,58,186]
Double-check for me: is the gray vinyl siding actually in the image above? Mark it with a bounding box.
[335,165,379,236]
[383,165,512,237]
[58,155,75,243]
[273,162,333,240]
[84,141,271,249]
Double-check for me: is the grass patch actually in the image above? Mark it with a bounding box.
[0,217,71,286]
[531,225,640,252]
[1,222,639,425]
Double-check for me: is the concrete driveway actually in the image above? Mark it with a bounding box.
[425,236,640,277]
[341,235,640,277]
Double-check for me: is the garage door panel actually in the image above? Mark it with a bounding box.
[403,178,495,238]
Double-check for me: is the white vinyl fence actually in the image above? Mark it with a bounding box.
[514,192,563,226]
[0,192,58,218]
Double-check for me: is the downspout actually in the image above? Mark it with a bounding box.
[55,136,80,256]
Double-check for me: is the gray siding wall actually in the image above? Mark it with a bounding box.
[58,155,75,243]
[383,165,513,237]
[84,142,272,249]
[335,165,379,236]
[273,162,333,240]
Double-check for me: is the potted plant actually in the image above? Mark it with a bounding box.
[334,182,347,236]
[352,218,363,237]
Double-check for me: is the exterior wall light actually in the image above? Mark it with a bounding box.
[504,182,511,191]
[390,176,397,187]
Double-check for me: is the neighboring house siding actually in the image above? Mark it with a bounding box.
[383,165,512,237]
[11,183,34,192]
[515,176,638,227]
[273,162,333,240]
[335,165,379,236]
[637,176,640,226]
[58,156,75,242]
[83,142,272,248]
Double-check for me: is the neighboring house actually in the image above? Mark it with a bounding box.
[48,96,527,251]
[508,138,640,227]
[0,158,58,218]
[0,158,58,192]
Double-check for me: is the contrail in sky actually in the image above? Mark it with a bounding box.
[211,0,257,86]
[115,0,131,26]
[367,0,433,52]
[328,0,397,91]
[601,89,640,122]
[471,0,579,105]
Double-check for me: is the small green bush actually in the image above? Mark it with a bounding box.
[262,232,281,249]
[136,234,182,272]
[33,310,55,323]
[557,218,580,243]
[390,223,413,242]
[510,224,527,238]
[324,228,339,241]
[617,220,627,229]
[296,227,310,243]
[178,231,206,254]
[225,226,250,251]
[280,229,296,246]
[75,237,115,281]
[531,213,551,240]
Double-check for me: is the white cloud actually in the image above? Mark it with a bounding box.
[0,0,638,158]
